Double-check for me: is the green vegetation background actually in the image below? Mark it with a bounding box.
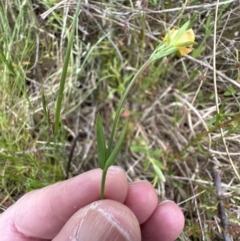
[0,0,240,240]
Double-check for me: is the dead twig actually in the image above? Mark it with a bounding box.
[213,167,232,241]
[65,131,82,180]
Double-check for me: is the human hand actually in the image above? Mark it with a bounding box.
[0,166,184,241]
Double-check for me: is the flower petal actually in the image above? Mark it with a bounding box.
[177,29,195,45]
[178,46,193,56]
[163,27,195,56]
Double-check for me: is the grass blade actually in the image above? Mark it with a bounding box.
[0,48,15,76]
[105,121,128,169]
[41,91,50,126]
[54,0,82,136]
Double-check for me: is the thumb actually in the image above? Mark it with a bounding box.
[53,200,141,241]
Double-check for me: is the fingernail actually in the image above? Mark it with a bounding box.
[129,180,149,186]
[159,200,175,206]
[72,201,139,241]
[108,166,124,173]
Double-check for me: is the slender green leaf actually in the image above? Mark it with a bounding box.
[173,21,190,41]
[54,0,82,136]
[0,48,15,76]
[150,157,165,170]
[151,149,163,157]
[152,175,159,187]
[151,46,178,61]
[96,114,107,169]
[105,121,128,169]
[143,159,151,170]
[107,60,151,156]
[153,164,166,182]
[41,91,50,125]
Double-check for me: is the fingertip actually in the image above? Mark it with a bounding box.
[124,181,158,224]
[103,166,128,201]
[141,201,185,241]
[105,166,128,198]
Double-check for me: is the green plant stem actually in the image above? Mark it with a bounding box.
[54,0,81,137]
[103,59,153,198]
[107,59,151,155]
[107,46,176,155]
[102,44,179,199]
[100,167,108,199]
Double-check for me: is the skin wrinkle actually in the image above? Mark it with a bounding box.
[12,188,63,239]
[1,203,20,240]
[13,194,34,237]
[72,202,132,241]
[2,215,37,241]
[72,202,99,241]
[35,189,60,236]
[97,207,132,241]
[49,181,70,223]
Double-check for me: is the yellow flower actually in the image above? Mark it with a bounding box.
[163,28,195,56]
